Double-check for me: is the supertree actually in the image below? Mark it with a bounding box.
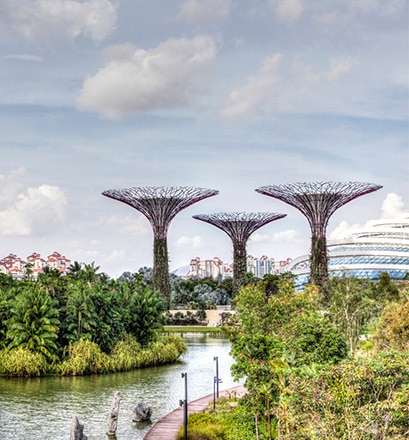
[193,212,286,296]
[102,186,219,308]
[256,181,382,300]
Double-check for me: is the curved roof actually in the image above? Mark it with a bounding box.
[288,215,409,286]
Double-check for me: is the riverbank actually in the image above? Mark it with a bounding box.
[144,385,247,439]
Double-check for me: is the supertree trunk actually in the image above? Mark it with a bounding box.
[103,186,218,309]
[152,236,170,308]
[233,241,247,296]
[193,212,286,297]
[256,181,382,303]
[310,235,329,298]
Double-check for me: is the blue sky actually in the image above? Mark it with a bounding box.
[0,0,408,277]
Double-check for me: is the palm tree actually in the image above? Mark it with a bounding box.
[127,286,165,346]
[67,261,83,279]
[6,284,60,358]
[37,266,64,298]
[64,281,96,342]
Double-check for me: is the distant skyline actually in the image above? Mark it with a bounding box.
[0,0,408,278]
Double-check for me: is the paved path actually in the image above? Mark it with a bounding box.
[143,385,246,440]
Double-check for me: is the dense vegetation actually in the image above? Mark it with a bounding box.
[182,273,409,439]
[0,263,187,376]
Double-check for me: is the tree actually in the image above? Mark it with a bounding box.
[287,352,409,439]
[375,272,400,303]
[328,276,379,355]
[37,266,66,300]
[6,284,60,358]
[89,282,126,353]
[229,281,348,439]
[373,300,409,351]
[126,286,165,346]
[63,280,96,343]
[0,281,15,348]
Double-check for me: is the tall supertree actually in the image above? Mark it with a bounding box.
[193,212,286,296]
[102,186,219,308]
[256,181,382,299]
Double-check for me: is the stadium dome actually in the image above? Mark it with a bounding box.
[288,215,409,287]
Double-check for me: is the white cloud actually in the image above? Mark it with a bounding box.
[220,53,283,119]
[306,56,356,83]
[0,180,68,236]
[329,220,362,240]
[330,193,408,239]
[177,0,231,23]
[249,233,270,243]
[3,54,44,62]
[381,193,405,219]
[76,35,218,119]
[175,235,203,248]
[272,229,301,241]
[344,0,406,16]
[3,0,117,43]
[275,0,305,22]
[104,249,127,263]
[98,214,151,236]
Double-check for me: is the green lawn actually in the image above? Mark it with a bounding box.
[163,325,222,333]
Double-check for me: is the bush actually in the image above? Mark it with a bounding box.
[0,347,49,377]
[176,413,228,440]
[57,339,111,375]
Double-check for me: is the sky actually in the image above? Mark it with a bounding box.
[0,0,408,278]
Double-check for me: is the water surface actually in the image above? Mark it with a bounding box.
[0,335,238,439]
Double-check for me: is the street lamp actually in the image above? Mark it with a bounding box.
[213,356,223,410]
[213,356,219,398]
[179,372,188,440]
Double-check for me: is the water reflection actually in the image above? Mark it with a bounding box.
[0,335,238,440]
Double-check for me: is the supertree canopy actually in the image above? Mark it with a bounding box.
[256,181,382,299]
[193,212,286,296]
[103,186,219,308]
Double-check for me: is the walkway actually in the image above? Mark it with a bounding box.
[143,385,247,439]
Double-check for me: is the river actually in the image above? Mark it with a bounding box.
[0,335,238,439]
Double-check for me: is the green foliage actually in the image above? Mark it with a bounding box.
[0,267,188,376]
[57,338,111,375]
[284,312,347,365]
[0,347,49,377]
[6,284,60,358]
[126,285,165,346]
[63,280,96,343]
[228,279,348,439]
[56,335,186,375]
[375,272,400,302]
[89,283,126,352]
[110,334,142,371]
[171,277,231,309]
[328,275,397,355]
[287,351,409,439]
[176,412,228,440]
[373,300,409,351]
[0,283,15,348]
[164,310,208,325]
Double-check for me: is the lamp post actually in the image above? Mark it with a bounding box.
[213,356,219,398]
[179,372,188,440]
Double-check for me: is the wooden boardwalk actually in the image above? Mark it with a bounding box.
[143,385,247,440]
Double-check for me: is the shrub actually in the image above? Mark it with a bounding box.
[0,347,49,377]
[176,413,228,440]
[57,339,111,375]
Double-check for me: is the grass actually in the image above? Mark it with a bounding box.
[163,326,222,333]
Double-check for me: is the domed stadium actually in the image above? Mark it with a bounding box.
[288,215,409,288]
